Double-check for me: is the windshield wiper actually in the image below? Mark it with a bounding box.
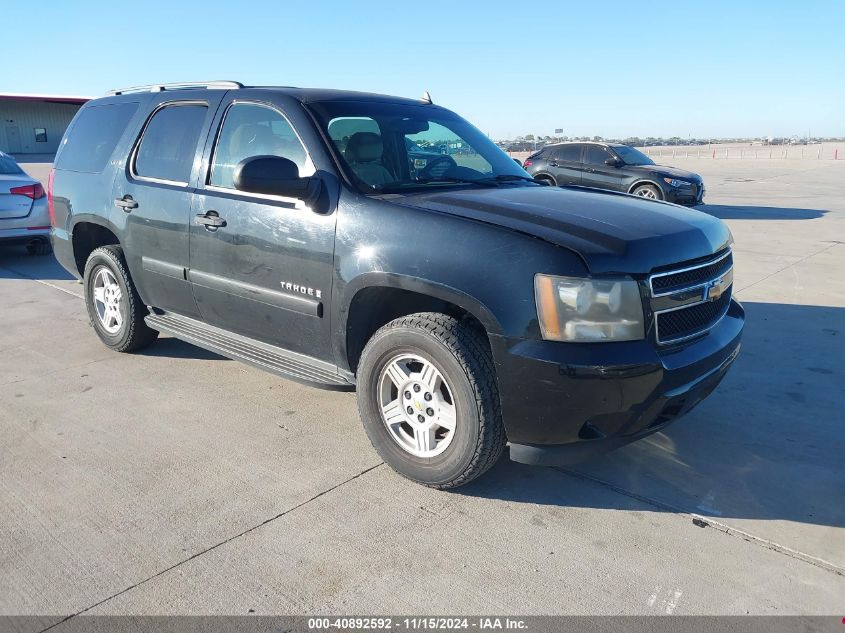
[414,176,498,186]
[484,174,538,184]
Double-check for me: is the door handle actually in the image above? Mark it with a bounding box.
[114,195,138,211]
[195,211,226,229]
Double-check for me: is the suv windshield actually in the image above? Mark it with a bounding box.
[613,145,655,166]
[308,100,535,193]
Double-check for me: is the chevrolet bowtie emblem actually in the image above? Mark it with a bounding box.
[705,276,726,301]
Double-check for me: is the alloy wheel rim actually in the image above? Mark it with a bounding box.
[377,353,457,458]
[636,188,657,198]
[92,268,123,334]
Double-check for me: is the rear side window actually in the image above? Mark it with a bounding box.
[553,144,581,163]
[134,104,207,183]
[0,153,23,174]
[56,103,138,173]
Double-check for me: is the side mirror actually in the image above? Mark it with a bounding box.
[512,158,523,167]
[605,157,623,167]
[234,155,321,202]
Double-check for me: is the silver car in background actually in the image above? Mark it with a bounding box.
[0,151,51,255]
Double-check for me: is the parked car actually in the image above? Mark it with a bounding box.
[524,141,705,205]
[0,151,52,255]
[50,81,742,488]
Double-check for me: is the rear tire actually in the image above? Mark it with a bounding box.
[83,245,158,352]
[536,175,557,187]
[632,183,662,199]
[357,312,505,489]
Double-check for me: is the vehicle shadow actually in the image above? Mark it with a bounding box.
[457,301,845,532]
[0,246,76,282]
[697,204,826,220]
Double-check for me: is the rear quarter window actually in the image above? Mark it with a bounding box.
[55,102,139,173]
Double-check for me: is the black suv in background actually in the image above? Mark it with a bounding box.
[49,82,741,489]
[525,142,705,205]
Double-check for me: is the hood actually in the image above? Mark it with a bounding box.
[394,186,731,275]
[631,163,701,182]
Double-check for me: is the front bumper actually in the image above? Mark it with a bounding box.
[491,298,743,465]
[664,182,705,206]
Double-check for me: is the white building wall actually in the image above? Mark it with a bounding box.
[0,100,83,155]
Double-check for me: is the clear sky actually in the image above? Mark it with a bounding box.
[4,0,843,139]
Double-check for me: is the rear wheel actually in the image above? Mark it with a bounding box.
[356,312,505,489]
[536,175,557,187]
[632,183,661,199]
[83,245,158,352]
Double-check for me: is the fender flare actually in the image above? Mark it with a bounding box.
[341,271,503,337]
[627,179,665,199]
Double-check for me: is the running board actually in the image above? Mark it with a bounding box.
[145,313,355,391]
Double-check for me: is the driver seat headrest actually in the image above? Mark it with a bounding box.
[345,132,384,164]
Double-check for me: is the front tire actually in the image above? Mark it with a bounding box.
[632,183,662,199]
[357,313,505,489]
[83,245,158,352]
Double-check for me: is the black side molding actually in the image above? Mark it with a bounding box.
[142,257,186,280]
[188,269,322,318]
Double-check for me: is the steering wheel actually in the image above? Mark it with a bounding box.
[419,155,457,180]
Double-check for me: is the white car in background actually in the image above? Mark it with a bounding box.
[0,151,51,255]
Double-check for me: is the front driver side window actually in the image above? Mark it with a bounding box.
[210,102,313,189]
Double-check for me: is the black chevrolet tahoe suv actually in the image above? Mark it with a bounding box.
[49,81,743,489]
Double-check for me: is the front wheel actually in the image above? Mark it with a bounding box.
[632,183,662,199]
[356,313,505,489]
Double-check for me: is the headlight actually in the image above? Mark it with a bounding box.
[663,177,689,187]
[534,274,645,342]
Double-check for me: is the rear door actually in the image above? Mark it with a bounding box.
[188,93,337,359]
[550,144,583,185]
[110,94,224,318]
[580,145,626,191]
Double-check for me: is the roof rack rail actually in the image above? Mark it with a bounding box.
[106,81,243,96]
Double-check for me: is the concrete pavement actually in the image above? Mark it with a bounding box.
[0,160,843,625]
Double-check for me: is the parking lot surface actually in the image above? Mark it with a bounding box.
[1,159,843,624]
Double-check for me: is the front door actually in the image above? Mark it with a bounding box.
[110,95,224,318]
[188,96,337,360]
[581,145,626,192]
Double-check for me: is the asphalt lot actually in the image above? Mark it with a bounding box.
[1,159,843,624]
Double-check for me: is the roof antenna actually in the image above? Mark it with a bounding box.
[421,91,433,104]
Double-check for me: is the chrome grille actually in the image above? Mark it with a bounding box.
[649,250,734,345]
[650,249,732,295]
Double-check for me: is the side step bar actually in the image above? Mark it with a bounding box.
[145,313,355,391]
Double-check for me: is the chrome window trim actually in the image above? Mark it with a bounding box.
[202,183,304,208]
[129,100,209,187]
[648,248,732,297]
[205,99,315,197]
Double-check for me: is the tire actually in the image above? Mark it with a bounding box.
[356,312,506,489]
[632,183,662,200]
[536,175,557,187]
[26,239,52,256]
[83,245,158,352]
